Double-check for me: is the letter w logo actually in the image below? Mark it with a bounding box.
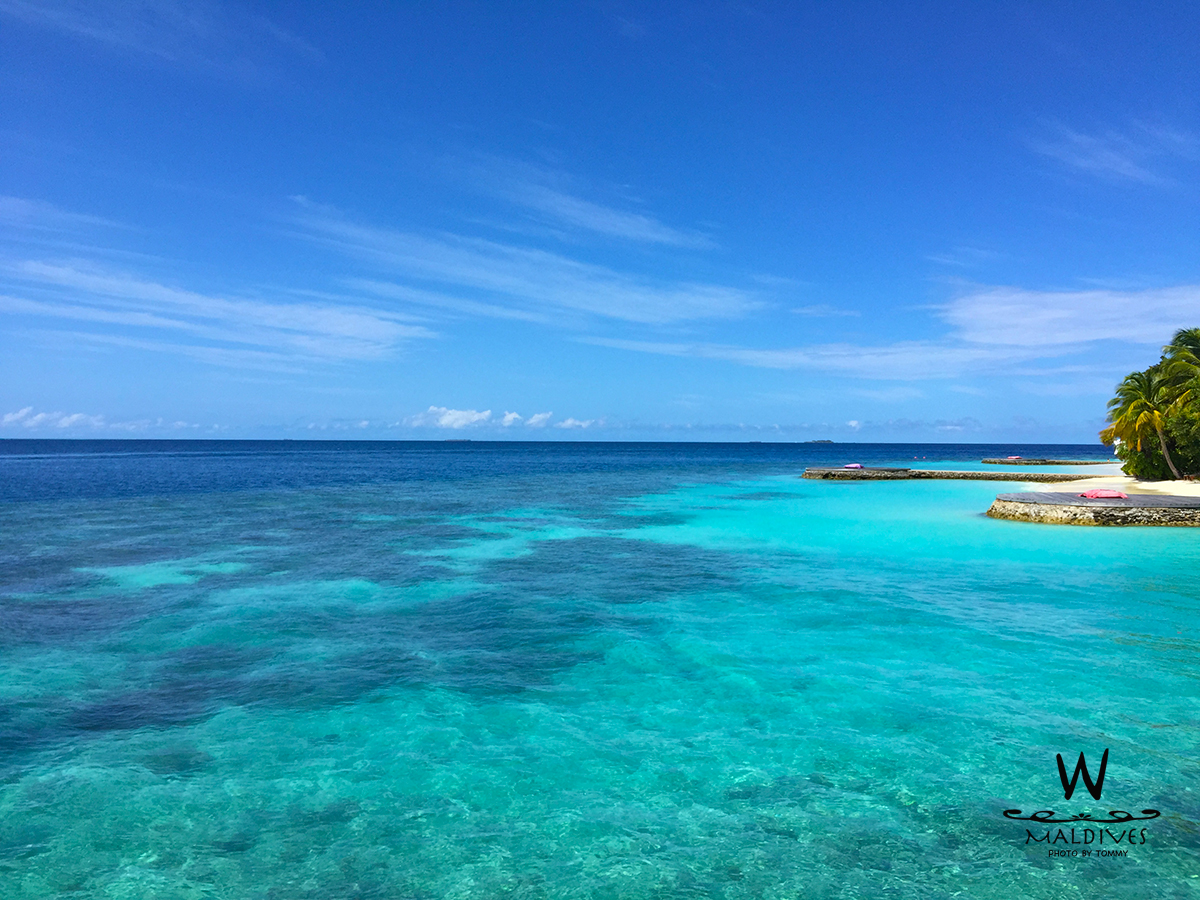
[1057,748,1109,800]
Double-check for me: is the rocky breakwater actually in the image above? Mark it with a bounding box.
[980,458,1112,465]
[987,492,1200,526]
[802,467,1094,483]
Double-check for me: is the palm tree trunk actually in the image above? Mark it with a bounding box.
[1156,426,1183,480]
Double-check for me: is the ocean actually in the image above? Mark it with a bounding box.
[1,440,1197,898]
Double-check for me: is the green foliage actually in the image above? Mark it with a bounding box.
[1166,402,1200,476]
[1111,438,1173,480]
[1100,328,1200,480]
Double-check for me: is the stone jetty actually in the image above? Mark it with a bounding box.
[987,492,1200,526]
[802,467,1094,483]
[979,458,1112,466]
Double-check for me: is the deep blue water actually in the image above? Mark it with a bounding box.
[3,440,1198,899]
[0,440,1112,502]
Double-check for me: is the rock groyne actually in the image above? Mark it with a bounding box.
[987,492,1200,526]
[979,458,1113,466]
[802,467,1094,483]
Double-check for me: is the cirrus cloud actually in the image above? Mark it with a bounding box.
[1028,122,1198,185]
[1,258,434,368]
[294,204,760,326]
[941,284,1200,347]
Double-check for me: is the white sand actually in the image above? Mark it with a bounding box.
[1025,465,1200,498]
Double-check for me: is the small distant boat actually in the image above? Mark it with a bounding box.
[1007,455,1022,459]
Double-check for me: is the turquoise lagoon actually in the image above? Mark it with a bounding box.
[1,441,1197,898]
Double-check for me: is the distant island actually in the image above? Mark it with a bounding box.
[806,439,834,443]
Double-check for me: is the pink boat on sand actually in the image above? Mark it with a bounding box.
[1079,489,1128,499]
[843,463,864,469]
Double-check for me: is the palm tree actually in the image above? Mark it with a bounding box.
[1166,327,1200,360]
[1100,366,1185,479]
[1164,327,1200,396]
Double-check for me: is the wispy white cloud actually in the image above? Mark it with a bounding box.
[850,386,924,401]
[1,259,434,366]
[456,156,711,248]
[940,284,1200,347]
[925,246,1004,269]
[305,419,371,431]
[555,417,595,429]
[791,304,860,317]
[1016,378,1124,398]
[492,182,709,248]
[0,196,123,232]
[295,204,758,326]
[934,418,982,432]
[1029,122,1199,185]
[819,416,986,436]
[1,405,209,432]
[38,328,306,371]
[610,14,647,39]
[582,280,1200,381]
[582,336,1040,380]
[402,407,559,429]
[0,0,321,74]
[499,410,556,427]
[876,417,984,433]
[2,406,34,425]
[407,406,492,428]
[349,278,552,324]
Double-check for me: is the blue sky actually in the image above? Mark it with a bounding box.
[2,1,1198,441]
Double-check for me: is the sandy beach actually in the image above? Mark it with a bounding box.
[1031,465,1200,498]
